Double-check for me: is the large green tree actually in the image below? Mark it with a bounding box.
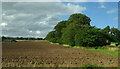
[45,13,120,47]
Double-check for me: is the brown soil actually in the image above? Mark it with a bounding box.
[2,41,118,67]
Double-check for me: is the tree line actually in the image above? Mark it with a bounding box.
[2,36,44,42]
[45,13,120,47]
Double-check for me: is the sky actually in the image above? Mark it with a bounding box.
[1,2,118,38]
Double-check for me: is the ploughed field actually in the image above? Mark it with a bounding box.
[2,41,118,67]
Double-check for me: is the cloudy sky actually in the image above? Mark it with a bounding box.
[1,2,118,38]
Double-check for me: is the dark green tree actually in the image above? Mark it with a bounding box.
[75,26,107,47]
[110,27,120,41]
[62,23,76,46]
[103,26,110,33]
[67,13,91,26]
[45,31,56,42]
[61,13,91,46]
[45,13,120,47]
[54,21,67,38]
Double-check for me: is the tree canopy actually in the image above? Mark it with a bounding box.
[45,13,120,47]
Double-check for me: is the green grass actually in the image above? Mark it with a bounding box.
[62,44,118,56]
[87,48,118,56]
[81,64,102,68]
[73,46,118,56]
[49,42,118,56]
[81,64,120,69]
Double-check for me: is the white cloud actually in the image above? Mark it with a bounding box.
[107,9,116,14]
[100,5,105,8]
[98,5,106,8]
[98,2,106,8]
[36,30,41,34]
[66,3,86,13]
[2,2,86,38]
[29,31,33,33]
[1,22,7,26]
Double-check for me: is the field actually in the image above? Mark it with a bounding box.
[2,40,118,67]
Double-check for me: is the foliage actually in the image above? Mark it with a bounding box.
[45,31,57,42]
[54,21,67,38]
[81,64,101,68]
[2,36,43,42]
[75,28,108,47]
[103,26,110,33]
[67,13,91,25]
[45,21,67,43]
[62,23,77,46]
[45,13,120,47]
[110,28,120,41]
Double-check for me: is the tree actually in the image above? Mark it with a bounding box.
[110,27,120,41]
[45,13,120,47]
[62,23,76,46]
[54,21,67,38]
[74,26,107,47]
[45,31,56,41]
[61,13,91,46]
[67,13,91,26]
[103,26,110,33]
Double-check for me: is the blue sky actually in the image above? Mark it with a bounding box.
[60,2,118,29]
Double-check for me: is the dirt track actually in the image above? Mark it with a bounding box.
[2,41,118,67]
